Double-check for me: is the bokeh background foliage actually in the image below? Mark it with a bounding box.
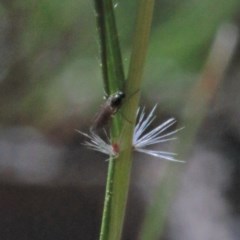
[0,0,240,239]
[0,0,238,126]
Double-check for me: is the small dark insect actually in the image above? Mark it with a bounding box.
[91,91,125,131]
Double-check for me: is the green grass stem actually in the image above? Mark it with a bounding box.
[95,0,155,240]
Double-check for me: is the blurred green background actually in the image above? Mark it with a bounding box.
[0,0,239,239]
[1,0,238,127]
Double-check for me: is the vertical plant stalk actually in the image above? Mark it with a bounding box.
[140,23,238,240]
[94,1,125,240]
[94,0,125,95]
[107,0,155,240]
[94,0,155,240]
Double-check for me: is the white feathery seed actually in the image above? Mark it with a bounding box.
[78,105,184,162]
[133,105,184,162]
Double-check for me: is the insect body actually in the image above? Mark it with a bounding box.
[91,91,125,131]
